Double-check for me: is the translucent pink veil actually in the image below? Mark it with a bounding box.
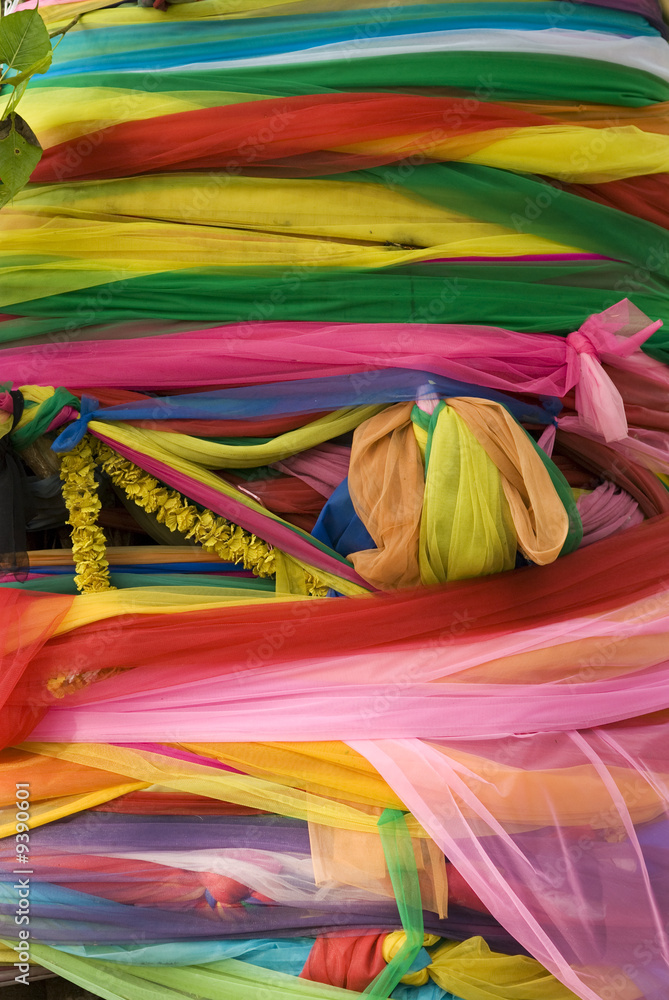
[353,729,669,1000]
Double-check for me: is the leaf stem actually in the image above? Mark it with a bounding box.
[48,13,81,38]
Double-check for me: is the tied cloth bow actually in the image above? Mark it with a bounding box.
[565,299,662,443]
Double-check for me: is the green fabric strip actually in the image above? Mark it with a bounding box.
[364,809,424,998]
[4,264,668,360]
[11,942,365,1000]
[530,436,583,555]
[358,163,669,283]
[27,52,669,105]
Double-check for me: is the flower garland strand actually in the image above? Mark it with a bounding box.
[59,436,115,594]
[94,440,276,577]
[93,440,328,595]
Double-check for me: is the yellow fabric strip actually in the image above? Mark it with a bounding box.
[52,587,306,637]
[0,946,42,964]
[427,937,582,1000]
[20,743,428,835]
[419,405,516,584]
[383,932,441,986]
[41,0,556,29]
[338,125,669,183]
[12,385,58,438]
[16,740,667,831]
[123,407,381,469]
[447,397,568,565]
[459,124,669,183]
[16,174,523,247]
[0,783,147,839]
[178,742,406,809]
[5,89,258,149]
[0,412,13,442]
[0,215,584,309]
[273,550,369,598]
[0,261,189,309]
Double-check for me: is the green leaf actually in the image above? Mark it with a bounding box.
[0,112,42,205]
[0,9,52,77]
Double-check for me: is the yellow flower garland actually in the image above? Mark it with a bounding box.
[94,441,277,579]
[59,437,114,594]
[59,435,329,597]
[93,441,329,596]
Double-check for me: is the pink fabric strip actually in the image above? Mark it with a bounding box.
[423,254,611,263]
[114,743,245,774]
[30,658,669,741]
[46,405,79,433]
[577,481,643,546]
[2,302,661,446]
[274,443,351,498]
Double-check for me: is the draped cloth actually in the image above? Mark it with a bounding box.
[3,300,664,452]
[347,397,574,590]
[347,403,424,590]
[416,402,516,585]
[447,398,570,564]
[0,590,75,749]
[352,731,669,1000]
[2,514,669,756]
[3,514,667,742]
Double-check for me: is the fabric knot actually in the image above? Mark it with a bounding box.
[566,329,600,358]
[416,382,440,415]
[562,299,663,443]
[51,395,100,452]
[570,298,663,362]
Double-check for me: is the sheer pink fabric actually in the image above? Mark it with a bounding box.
[3,301,662,445]
[577,482,644,546]
[274,443,351,498]
[29,666,669,742]
[558,417,669,475]
[352,730,669,1000]
[564,300,662,442]
[31,583,669,741]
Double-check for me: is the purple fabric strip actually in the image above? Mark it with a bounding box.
[574,0,668,36]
